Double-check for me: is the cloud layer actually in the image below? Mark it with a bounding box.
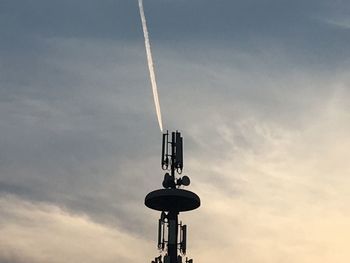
[0,195,153,263]
[1,0,350,262]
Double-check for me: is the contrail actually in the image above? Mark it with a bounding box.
[138,0,164,132]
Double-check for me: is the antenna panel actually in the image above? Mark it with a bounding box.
[162,132,169,170]
[180,224,187,255]
[175,132,183,172]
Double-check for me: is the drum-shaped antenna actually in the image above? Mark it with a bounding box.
[181,176,190,186]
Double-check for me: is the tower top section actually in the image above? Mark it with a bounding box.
[162,131,183,174]
[145,130,200,212]
[161,131,191,190]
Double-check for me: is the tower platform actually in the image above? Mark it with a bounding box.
[145,188,200,212]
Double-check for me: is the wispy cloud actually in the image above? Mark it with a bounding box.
[187,83,350,263]
[0,195,152,263]
[324,18,350,29]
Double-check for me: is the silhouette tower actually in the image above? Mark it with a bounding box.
[145,131,200,263]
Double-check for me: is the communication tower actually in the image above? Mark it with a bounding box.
[145,131,200,263]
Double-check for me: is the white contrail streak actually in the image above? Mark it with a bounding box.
[138,0,164,132]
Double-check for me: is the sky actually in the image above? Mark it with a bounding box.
[0,0,350,262]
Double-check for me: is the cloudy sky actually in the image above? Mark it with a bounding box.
[1,0,350,262]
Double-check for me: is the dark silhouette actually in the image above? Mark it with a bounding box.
[146,131,200,263]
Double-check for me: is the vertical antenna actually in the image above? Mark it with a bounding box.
[158,212,166,250]
[166,131,169,163]
[171,132,176,177]
[175,132,183,173]
[158,218,163,250]
[161,133,166,166]
[180,224,187,255]
[162,131,169,170]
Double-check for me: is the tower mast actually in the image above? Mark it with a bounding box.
[145,131,200,263]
